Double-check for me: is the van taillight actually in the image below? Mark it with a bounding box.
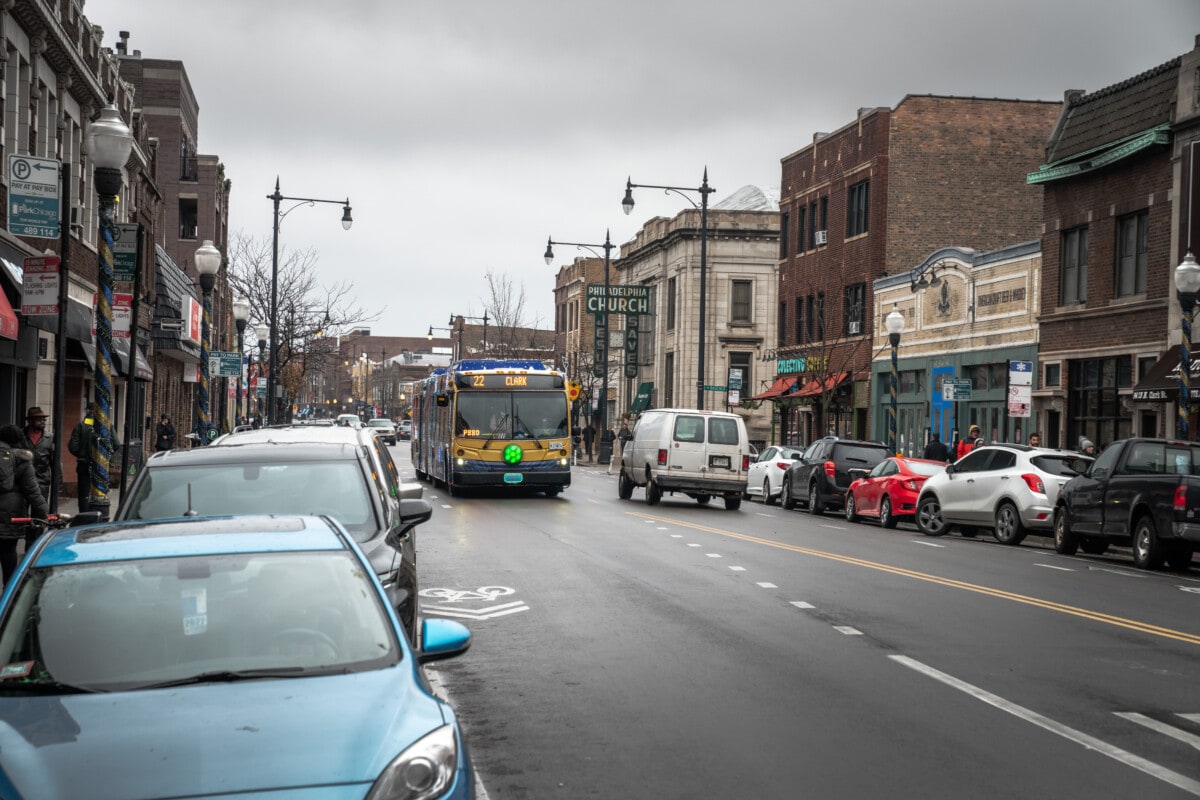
[743,455,751,471]
[1174,485,1188,512]
[823,461,835,478]
[1020,473,1045,494]
[657,449,668,466]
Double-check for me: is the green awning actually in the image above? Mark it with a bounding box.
[630,381,653,413]
[1026,124,1170,185]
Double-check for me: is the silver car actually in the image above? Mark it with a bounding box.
[915,444,1090,545]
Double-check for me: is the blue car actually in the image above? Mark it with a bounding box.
[0,514,474,800]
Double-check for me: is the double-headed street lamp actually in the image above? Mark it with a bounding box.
[232,297,251,425]
[85,103,134,518]
[449,313,490,358]
[194,240,222,444]
[1174,250,1200,439]
[884,305,905,455]
[623,170,714,409]
[545,232,614,431]
[267,178,352,425]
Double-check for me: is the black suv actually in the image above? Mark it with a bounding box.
[780,437,890,515]
[115,437,423,646]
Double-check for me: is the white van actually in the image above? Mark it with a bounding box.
[617,408,752,510]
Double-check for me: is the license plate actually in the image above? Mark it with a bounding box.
[503,473,524,484]
[710,455,731,469]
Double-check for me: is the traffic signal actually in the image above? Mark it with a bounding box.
[567,382,581,401]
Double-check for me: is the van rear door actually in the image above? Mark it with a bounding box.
[668,414,707,480]
[705,415,744,480]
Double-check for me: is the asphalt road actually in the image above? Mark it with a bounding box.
[394,447,1200,799]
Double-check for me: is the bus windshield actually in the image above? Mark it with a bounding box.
[456,391,568,439]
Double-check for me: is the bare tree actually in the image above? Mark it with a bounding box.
[479,269,548,358]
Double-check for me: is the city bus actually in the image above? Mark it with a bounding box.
[411,359,572,496]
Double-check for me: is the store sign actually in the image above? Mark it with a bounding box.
[181,297,202,346]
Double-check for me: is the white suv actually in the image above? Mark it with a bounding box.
[915,444,1089,545]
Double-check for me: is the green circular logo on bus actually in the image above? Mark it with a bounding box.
[503,444,523,465]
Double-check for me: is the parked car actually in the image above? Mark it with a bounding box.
[746,445,806,505]
[618,408,752,510]
[398,419,413,440]
[780,437,890,515]
[336,413,363,429]
[916,443,1088,545]
[1054,437,1199,570]
[367,417,398,445]
[116,432,424,645]
[844,456,946,528]
[0,514,474,799]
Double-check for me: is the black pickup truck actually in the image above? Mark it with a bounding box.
[1053,437,1199,570]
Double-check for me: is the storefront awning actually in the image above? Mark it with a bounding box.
[796,372,849,398]
[112,338,154,382]
[0,286,17,341]
[630,381,654,413]
[747,376,798,401]
[1131,346,1200,402]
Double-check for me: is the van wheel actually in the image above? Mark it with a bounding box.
[696,495,711,505]
[993,502,1027,546]
[646,480,662,506]
[724,496,742,511]
[781,480,796,510]
[808,483,824,516]
[617,469,634,500]
[1053,509,1078,555]
[1132,515,1165,570]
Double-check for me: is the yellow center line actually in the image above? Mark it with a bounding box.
[629,511,1200,646]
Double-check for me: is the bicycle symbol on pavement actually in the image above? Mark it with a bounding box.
[419,586,528,621]
[420,586,515,603]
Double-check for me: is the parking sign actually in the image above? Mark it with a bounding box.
[8,154,60,239]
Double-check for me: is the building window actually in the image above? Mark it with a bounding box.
[899,370,923,394]
[820,197,828,234]
[1068,356,1133,446]
[180,134,198,181]
[808,201,818,249]
[778,302,787,346]
[1043,363,1060,389]
[797,207,807,253]
[816,293,826,341]
[1116,210,1148,297]
[731,280,752,324]
[847,180,870,237]
[806,295,814,342]
[666,277,676,331]
[779,212,789,258]
[729,352,751,399]
[843,283,865,336]
[1060,226,1088,305]
[1137,356,1157,382]
[795,298,804,344]
[179,198,198,240]
[664,352,675,407]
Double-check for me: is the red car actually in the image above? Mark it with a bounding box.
[844,456,945,528]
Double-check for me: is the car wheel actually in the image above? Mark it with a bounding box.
[781,479,796,510]
[763,478,776,506]
[844,493,859,522]
[1165,543,1194,571]
[1132,515,1165,570]
[1079,538,1109,556]
[916,495,948,536]
[993,502,1027,546]
[724,496,742,511]
[1053,508,1078,555]
[880,496,897,529]
[696,495,711,505]
[618,469,634,500]
[808,483,825,516]
[646,479,662,506]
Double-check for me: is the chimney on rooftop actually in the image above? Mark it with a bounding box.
[116,30,129,55]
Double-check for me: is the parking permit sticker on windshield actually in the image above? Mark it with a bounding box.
[181,588,208,636]
[0,662,33,680]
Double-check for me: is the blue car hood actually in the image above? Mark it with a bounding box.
[0,666,448,800]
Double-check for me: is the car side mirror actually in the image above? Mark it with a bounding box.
[67,510,104,527]
[944,463,956,476]
[387,498,433,549]
[847,468,868,482]
[418,618,472,663]
[435,392,448,407]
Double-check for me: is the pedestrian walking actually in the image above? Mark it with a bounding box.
[155,413,177,452]
[922,431,950,462]
[68,404,97,513]
[582,422,596,462]
[956,424,983,461]
[618,419,632,448]
[0,424,49,587]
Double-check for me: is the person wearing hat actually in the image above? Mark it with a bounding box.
[0,424,49,586]
[156,413,177,452]
[68,403,97,513]
[19,406,58,502]
[1078,437,1096,457]
[956,424,983,460]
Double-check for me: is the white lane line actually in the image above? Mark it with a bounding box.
[833,626,862,636]
[1088,566,1147,579]
[790,601,815,609]
[913,540,945,547]
[424,669,492,800]
[756,512,774,517]
[891,656,1200,797]
[441,504,452,509]
[671,534,683,538]
[1181,714,1200,724]
[706,553,722,558]
[729,566,746,572]
[756,582,778,589]
[1035,563,1074,572]
[821,524,846,530]
[687,543,702,548]
[644,519,655,523]
[1115,713,1200,751]
[656,527,669,530]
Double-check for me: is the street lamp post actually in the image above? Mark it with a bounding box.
[267,178,352,425]
[255,323,269,423]
[885,305,905,455]
[84,104,134,518]
[232,297,250,425]
[194,240,222,444]
[545,231,614,432]
[427,325,454,360]
[449,313,489,358]
[1174,250,1200,440]
[623,170,714,410]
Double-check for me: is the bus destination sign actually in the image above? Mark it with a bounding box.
[455,373,564,390]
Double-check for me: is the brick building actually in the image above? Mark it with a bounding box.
[775,96,1060,445]
[552,255,607,423]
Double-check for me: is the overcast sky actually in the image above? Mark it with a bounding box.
[84,0,1200,336]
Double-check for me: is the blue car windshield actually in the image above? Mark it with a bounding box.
[0,551,400,692]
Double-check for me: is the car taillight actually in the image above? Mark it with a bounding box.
[743,455,752,471]
[904,479,919,491]
[1174,485,1187,512]
[657,449,668,466]
[823,461,835,478]
[1020,473,1045,494]
[776,461,791,471]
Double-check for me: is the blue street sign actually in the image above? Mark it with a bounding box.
[7,154,60,238]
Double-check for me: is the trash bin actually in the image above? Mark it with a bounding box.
[597,440,612,464]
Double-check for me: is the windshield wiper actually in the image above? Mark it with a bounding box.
[482,413,509,450]
[139,666,327,689]
[513,406,544,449]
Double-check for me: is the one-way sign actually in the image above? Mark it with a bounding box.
[8,154,60,239]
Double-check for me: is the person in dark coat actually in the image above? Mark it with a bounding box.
[68,404,97,513]
[155,413,177,452]
[0,424,50,587]
[922,432,950,463]
[20,406,57,501]
[582,423,596,461]
[618,420,632,447]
